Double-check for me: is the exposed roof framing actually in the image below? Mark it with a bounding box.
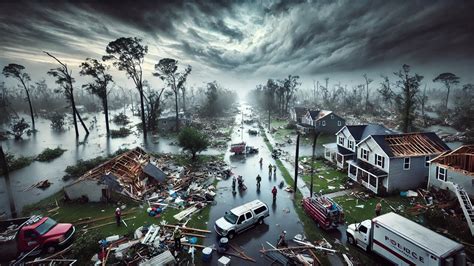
[382,132,449,157]
[432,145,474,176]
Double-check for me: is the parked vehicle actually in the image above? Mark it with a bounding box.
[346,212,466,266]
[230,142,246,154]
[302,195,344,230]
[248,128,258,135]
[245,146,259,154]
[0,216,75,261]
[214,200,269,239]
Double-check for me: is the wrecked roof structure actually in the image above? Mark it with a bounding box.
[369,132,450,158]
[65,147,166,200]
[431,145,474,176]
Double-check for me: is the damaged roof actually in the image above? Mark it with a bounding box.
[74,147,166,198]
[369,132,450,158]
[293,107,308,117]
[431,145,474,176]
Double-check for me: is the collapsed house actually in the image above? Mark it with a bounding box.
[64,147,167,202]
[347,132,450,195]
[323,124,395,169]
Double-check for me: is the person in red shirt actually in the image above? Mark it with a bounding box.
[272,186,277,201]
[115,207,121,226]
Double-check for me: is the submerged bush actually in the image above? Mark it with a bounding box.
[2,153,33,174]
[49,113,66,131]
[63,156,108,180]
[110,127,131,138]
[113,112,130,125]
[36,147,66,162]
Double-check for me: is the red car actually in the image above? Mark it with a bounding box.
[0,216,75,261]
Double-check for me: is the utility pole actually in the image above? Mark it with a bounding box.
[294,132,300,195]
[310,132,320,197]
[0,145,17,218]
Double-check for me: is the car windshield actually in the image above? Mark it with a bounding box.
[224,211,238,224]
[35,218,57,235]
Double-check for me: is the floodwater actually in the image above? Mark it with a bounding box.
[203,103,344,265]
[0,109,222,216]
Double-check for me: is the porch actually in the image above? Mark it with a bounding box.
[335,146,354,169]
[323,143,337,163]
[347,160,387,194]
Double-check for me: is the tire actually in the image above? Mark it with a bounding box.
[347,234,355,245]
[227,231,235,239]
[257,217,264,225]
[45,245,57,254]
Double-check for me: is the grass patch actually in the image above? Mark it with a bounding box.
[333,193,422,224]
[110,127,132,138]
[300,158,348,194]
[36,147,66,162]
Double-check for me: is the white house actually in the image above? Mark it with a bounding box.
[323,124,394,169]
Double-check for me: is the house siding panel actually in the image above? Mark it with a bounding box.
[428,163,474,197]
[315,115,345,134]
[387,156,430,193]
[64,180,106,202]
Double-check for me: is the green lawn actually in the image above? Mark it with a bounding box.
[333,193,422,224]
[300,158,348,194]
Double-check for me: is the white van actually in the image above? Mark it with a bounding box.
[214,200,269,239]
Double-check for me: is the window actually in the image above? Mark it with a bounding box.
[322,121,326,126]
[237,215,245,224]
[369,176,377,187]
[224,212,238,224]
[436,167,447,182]
[245,212,252,220]
[358,225,368,234]
[35,218,57,235]
[331,114,334,119]
[403,158,410,170]
[375,154,385,168]
[24,230,37,239]
[361,148,369,160]
[348,141,354,150]
[338,121,342,126]
[338,136,344,145]
[254,206,267,215]
[425,156,430,167]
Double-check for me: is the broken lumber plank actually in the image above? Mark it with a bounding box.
[84,216,136,230]
[183,232,207,238]
[75,210,135,225]
[293,239,336,253]
[163,224,211,233]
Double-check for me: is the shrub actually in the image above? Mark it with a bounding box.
[110,127,131,138]
[49,113,66,131]
[36,147,66,162]
[113,112,130,125]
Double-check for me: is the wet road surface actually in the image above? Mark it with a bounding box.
[203,103,313,265]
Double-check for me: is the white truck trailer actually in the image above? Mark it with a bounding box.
[346,212,466,266]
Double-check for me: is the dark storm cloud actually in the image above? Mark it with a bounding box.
[0,0,473,83]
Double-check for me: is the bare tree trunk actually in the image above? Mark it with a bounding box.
[0,146,17,218]
[182,88,186,114]
[175,90,179,131]
[75,108,89,135]
[139,87,147,137]
[445,85,450,109]
[103,98,110,136]
[20,80,35,130]
[70,94,79,137]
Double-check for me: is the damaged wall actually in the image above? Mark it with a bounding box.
[64,180,107,202]
[428,163,474,197]
[388,156,429,193]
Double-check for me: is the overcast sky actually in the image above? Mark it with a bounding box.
[0,0,473,93]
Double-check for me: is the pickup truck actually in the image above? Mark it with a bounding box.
[0,215,75,261]
[346,212,466,266]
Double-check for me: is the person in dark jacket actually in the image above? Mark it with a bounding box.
[115,207,121,226]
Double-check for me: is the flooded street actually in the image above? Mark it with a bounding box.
[203,103,339,265]
[0,109,223,215]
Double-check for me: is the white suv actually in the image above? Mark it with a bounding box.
[214,200,269,239]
